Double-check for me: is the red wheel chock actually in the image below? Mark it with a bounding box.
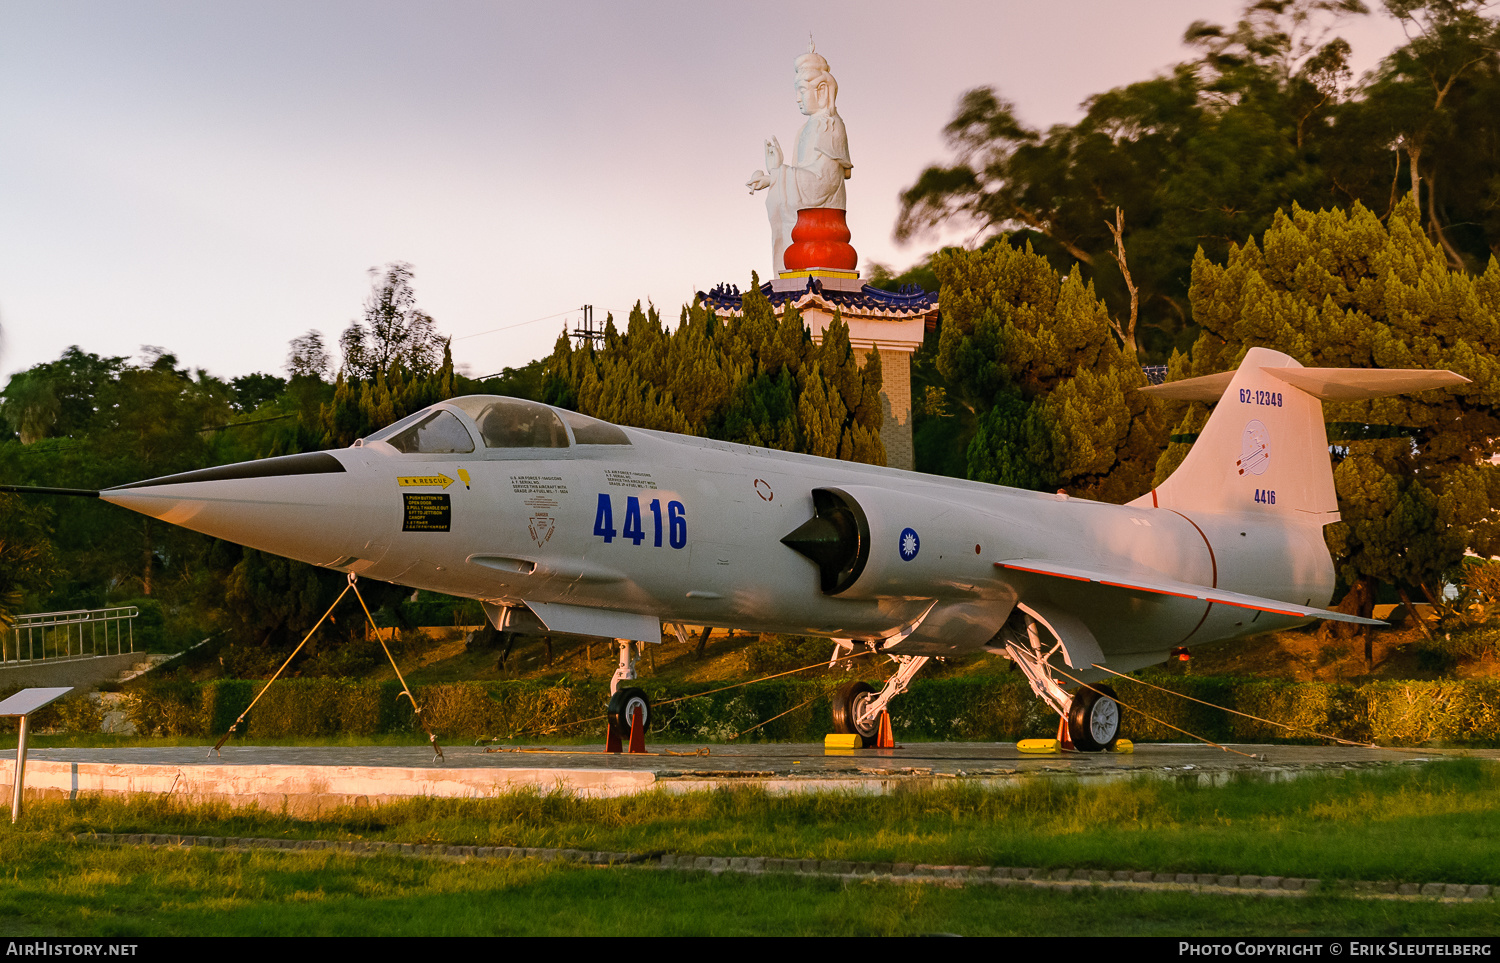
[606,704,649,754]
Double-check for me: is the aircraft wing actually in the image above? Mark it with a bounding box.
[995,558,1384,626]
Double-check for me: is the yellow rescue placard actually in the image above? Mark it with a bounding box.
[398,474,454,489]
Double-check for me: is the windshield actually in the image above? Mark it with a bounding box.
[382,409,475,454]
[365,408,430,445]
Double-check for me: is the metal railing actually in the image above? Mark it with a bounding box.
[2,607,138,664]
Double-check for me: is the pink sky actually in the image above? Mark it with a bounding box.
[0,1,1409,382]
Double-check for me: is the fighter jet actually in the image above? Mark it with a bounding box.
[8,347,1467,749]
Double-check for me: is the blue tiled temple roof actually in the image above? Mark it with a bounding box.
[697,279,1169,386]
[697,277,939,316]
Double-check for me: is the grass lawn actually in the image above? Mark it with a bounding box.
[4,758,1500,935]
[1,837,1497,937]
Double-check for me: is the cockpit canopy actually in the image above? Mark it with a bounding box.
[365,396,630,455]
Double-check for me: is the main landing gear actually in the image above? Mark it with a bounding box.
[1003,614,1122,752]
[831,681,878,745]
[1066,682,1121,752]
[830,654,930,748]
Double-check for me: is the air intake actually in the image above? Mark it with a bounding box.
[780,487,870,594]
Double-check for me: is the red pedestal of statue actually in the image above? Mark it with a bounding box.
[783,208,858,272]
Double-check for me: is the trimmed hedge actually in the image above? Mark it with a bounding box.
[1364,680,1500,745]
[93,675,1500,746]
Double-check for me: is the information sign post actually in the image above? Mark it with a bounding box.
[0,687,73,823]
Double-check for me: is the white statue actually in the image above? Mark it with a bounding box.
[747,39,853,275]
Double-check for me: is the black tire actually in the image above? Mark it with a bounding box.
[607,687,651,742]
[831,680,879,748]
[1067,683,1121,752]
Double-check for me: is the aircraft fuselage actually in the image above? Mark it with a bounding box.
[102,406,1335,669]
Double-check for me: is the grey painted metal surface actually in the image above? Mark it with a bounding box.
[0,687,74,716]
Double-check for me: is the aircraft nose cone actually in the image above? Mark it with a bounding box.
[100,451,381,567]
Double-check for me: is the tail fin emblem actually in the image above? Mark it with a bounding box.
[1238,420,1270,476]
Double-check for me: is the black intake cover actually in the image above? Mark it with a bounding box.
[780,487,870,595]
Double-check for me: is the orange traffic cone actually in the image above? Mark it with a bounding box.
[1056,715,1074,751]
[876,710,896,749]
[606,720,623,754]
[627,704,647,754]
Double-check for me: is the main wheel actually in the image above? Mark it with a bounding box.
[1067,684,1121,752]
[607,687,651,742]
[831,680,879,748]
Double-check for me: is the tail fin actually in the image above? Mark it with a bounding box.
[1134,347,1467,523]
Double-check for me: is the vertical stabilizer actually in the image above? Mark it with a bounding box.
[1136,348,1337,523]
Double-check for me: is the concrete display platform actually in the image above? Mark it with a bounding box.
[6,741,1494,813]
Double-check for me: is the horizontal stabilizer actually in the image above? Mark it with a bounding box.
[1137,371,1234,402]
[1139,366,1467,402]
[995,558,1383,626]
[1264,367,1469,400]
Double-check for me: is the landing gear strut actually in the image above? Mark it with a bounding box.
[1003,613,1122,752]
[606,640,650,753]
[609,639,639,695]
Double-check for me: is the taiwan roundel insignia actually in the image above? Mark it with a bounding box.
[899,527,920,561]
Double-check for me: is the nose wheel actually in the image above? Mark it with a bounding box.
[1067,684,1120,752]
[607,686,651,744]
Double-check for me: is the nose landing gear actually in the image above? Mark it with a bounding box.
[606,686,651,753]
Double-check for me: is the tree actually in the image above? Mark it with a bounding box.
[339,263,445,381]
[1169,195,1500,605]
[893,1,1500,359]
[287,330,331,380]
[0,347,127,442]
[229,373,287,414]
[87,353,231,595]
[544,282,885,464]
[932,240,1166,500]
[0,492,56,627]
[320,342,456,448]
[461,358,547,401]
[320,265,455,447]
[1340,1,1500,269]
